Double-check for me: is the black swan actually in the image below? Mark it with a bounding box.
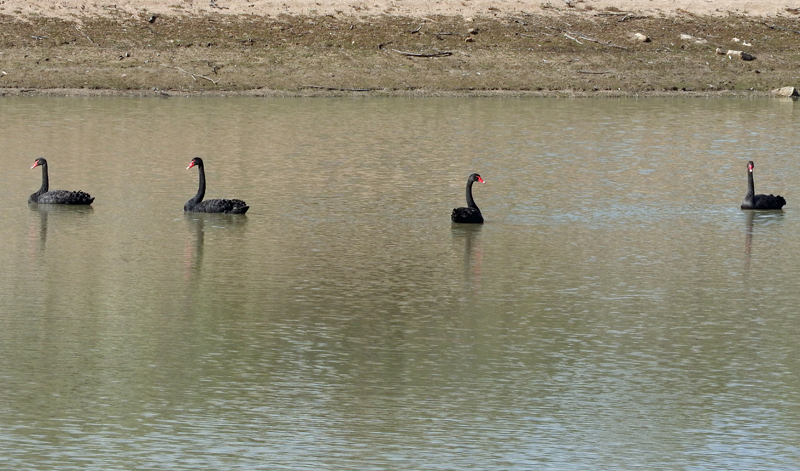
[185,157,249,214]
[451,173,485,224]
[741,161,786,210]
[29,158,94,205]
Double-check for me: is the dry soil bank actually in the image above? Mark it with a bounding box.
[1,2,799,96]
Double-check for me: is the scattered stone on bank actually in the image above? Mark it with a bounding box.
[772,86,799,97]
[631,32,650,42]
[716,48,756,61]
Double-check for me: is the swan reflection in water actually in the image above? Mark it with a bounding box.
[451,223,484,291]
[743,209,785,270]
[29,204,94,251]
[183,212,248,279]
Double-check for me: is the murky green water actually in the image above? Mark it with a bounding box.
[1,97,799,469]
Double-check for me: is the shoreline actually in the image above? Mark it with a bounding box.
[0,87,789,99]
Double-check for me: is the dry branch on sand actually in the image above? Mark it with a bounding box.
[392,49,453,57]
[300,85,372,91]
[548,27,628,49]
[161,65,219,84]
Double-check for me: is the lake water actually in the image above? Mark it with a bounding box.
[1,96,799,470]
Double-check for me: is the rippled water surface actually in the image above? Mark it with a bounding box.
[1,97,800,470]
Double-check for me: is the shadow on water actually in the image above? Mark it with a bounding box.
[28,204,94,251]
[451,223,483,290]
[743,209,785,270]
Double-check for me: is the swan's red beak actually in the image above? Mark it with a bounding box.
[31,161,39,169]
[477,176,485,183]
[187,161,196,170]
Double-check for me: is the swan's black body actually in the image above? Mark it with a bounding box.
[451,173,485,224]
[741,161,786,210]
[29,158,94,205]
[185,157,249,214]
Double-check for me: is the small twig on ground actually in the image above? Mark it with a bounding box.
[564,33,583,44]
[517,28,555,38]
[550,27,628,49]
[194,74,218,84]
[392,49,453,57]
[75,27,96,45]
[300,85,372,91]
[161,65,219,84]
[163,65,196,81]
[762,22,800,34]
[595,11,632,16]
[410,23,424,34]
[616,14,647,22]
[578,70,611,74]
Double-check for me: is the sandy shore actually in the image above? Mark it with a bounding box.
[1,0,794,20]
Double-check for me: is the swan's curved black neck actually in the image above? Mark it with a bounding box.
[189,163,206,206]
[742,168,755,207]
[466,179,479,210]
[35,162,49,198]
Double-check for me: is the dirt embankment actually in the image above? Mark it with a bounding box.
[1,0,799,97]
